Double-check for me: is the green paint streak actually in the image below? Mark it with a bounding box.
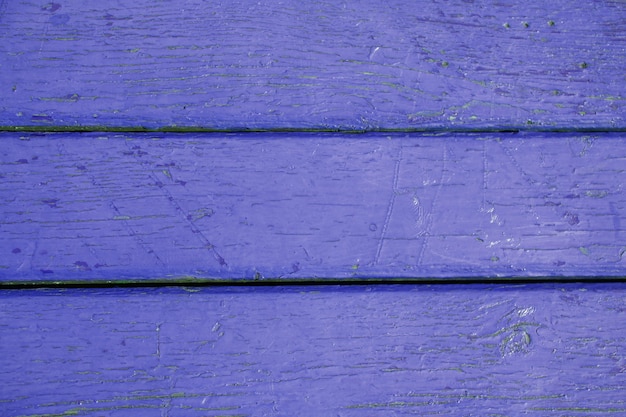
[406,392,566,401]
[182,407,242,416]
[530,407,626,413]
[347,401,444,409]
[212,415,246,417]
[381,81,408,91]
[18,404,165,417]
[16,392,244,417]
[590,95,625,102]
[381,367,410,372]
[18,408,83,417]
[39,94,81,103]
[127,392,189,400]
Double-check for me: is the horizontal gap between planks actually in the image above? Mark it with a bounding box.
[2,125,626,134]
[2,276,626,290]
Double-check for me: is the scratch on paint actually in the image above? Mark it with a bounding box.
[150,171,228,267]
[415,145,447,266]
[374,146,402,264]
[155,322,162,357]
[368,46,381,60]
[482,141,488,209]
[124,140,227,268]
[109,201,166,267]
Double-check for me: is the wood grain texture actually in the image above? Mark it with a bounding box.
[0,0,624,130]
[1,3,624,416]
[1,131,624,282]
[1,283,626,416]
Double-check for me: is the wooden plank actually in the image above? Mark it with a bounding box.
[1,131,624,282]
[0,0,624,130]
[1,283,626,415]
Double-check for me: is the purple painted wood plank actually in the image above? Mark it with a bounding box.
[1,283,626,415]
[0,0,624,130]
[1,131,624,282]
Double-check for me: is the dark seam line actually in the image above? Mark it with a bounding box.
[1,126,626,134]
[1,276,626,290]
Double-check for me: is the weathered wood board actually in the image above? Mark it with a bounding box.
[1,283,626,416]
[1,131,625,282]
[1,0,625,415]
[0,0,624,130]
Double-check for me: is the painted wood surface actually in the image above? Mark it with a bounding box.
[1,0,624,131]
[0,2,624,415]
[1,283,626,416]
[1,131,625,282]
